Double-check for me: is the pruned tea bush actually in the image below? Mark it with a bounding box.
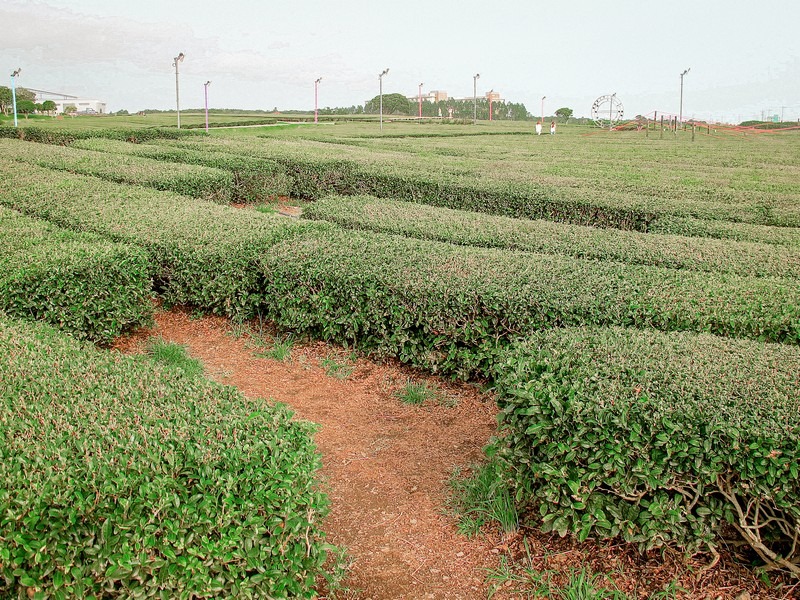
[0,138,233,203]
[304,195,800,279]
[0,315,331,598]
[491,326,800,574]
[0,158,326,319]
[259,228,799,378]
[73,137,293,202]
[0,205,152,344]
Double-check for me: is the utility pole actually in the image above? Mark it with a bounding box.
[314,77,322,124]
[418,82,424,121]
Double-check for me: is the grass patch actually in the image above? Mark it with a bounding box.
[447,458,519,538]
[145,337,203,377]
[393,379,438,405]
[255,334,295,361]
[320,354,355,379]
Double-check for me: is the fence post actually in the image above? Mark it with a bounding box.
[660,116,664,139]
[692,123,695,142]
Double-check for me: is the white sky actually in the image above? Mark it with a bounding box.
[3,0,799,122]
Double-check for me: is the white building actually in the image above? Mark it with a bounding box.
[32,89,107,114]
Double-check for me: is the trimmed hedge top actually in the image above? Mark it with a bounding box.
[0,315,331,598]
[0,158,327,318]
[0,205,152,343]
[1,137,233,203]
[304,195,800,278]
[491,326,800,569]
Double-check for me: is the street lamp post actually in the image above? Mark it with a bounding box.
[679,68,690,127]
[314,77,322,124]
[173,52,185,129]
[610,93,616,131]
[418,82,424,121]
[540,95,546,126]
[203,81,211,133]
[379,68,389,131]
[473,73,480,124]
[10,68,21,128]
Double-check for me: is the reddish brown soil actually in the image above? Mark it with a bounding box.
[114,309,799,600]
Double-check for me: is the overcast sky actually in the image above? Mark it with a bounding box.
[3,0,799,122]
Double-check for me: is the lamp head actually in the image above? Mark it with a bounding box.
[475,73,480,79]
[316,77,322,83]
[175,52,185,63]
[11,68,21,77]
[205,80,211,86]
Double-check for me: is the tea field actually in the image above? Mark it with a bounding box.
[1,119,799,596]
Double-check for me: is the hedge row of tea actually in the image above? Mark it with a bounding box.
[161,136,800,230]
[0,125,201,145]
[0,138,233,203]
[0,206,152,344]
[72,137,293,202]
[304,195,800,278]
[258,228,800,378]
[491,326,800,571]
[0,315,330,598]
[0,159,324,319]
[163,137,658,231]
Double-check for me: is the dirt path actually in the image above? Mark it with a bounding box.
[116,309,504,599]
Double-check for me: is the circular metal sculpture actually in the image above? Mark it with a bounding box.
[592,94,624,128]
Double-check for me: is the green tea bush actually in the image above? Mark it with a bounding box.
[0,125,201,145]
[0,158,326,318]
[0,206,152,344]
[0,315,331,598]
[72,138,293,202]
[1,138,233,203]
[304,195,800,279]
[157,135,800,231]
[491,326,800,574]
[259,228,800,378]
[650,215,800,248]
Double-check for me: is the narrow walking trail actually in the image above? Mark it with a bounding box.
[115,308,504,599]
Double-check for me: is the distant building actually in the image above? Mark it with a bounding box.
[405,90,449,103]
[32,89,107,114]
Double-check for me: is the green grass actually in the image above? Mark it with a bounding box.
[393,379,438,405]
[320,354,355,379]
[145,337,204,377]
[255,334,294,361]
[447,459,519,538]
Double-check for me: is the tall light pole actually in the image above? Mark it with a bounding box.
[541,95,546,125]
[314,77,322,124]
[418,82,424,120]
[473,73,480,124]
[10,68,21,128]
[610,92,616,131]
[679,67,690,127]
[173,52,185,129]
[379,68,389,131]
[203,81,211,133]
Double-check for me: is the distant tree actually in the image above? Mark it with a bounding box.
[41,100,56,114]
[17,99,36,117]
[64,104,77,114]
[0,86,11,114]
[364,93,411,115]
[15,87,36,103]
[115,109,129,115]
[555,107,573,122]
